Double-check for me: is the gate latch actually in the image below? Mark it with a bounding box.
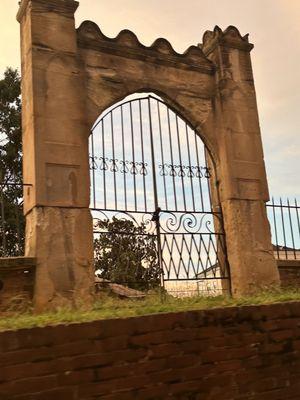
[151,207,161,222]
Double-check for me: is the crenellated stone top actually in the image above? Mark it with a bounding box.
[77,21,215,74]
[201,25,253,55]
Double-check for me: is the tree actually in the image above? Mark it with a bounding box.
[0,68,24,256]
[94,217,161,290]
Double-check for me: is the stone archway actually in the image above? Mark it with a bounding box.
[17,0,279,310]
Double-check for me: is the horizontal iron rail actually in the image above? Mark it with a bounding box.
[0,182,32,187]
[164,277,230,281]
[267,204,298,209]
[91,208,222,215]
[93,231,225,236]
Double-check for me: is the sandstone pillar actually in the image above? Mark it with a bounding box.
[17,0,94,310]
[202,27,280,296]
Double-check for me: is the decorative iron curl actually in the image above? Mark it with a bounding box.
[93,210,158,235]
[89,156,98,170]
[140,162,148,176]
[204,219,213,233]
[158,211,223,234]
[93,209,110,232]
[141,213,157,234]
[90,157,148,175]
[99,157,109,171]
[111,210,139,226]
[158,164,211,179]
[182,213,198,232]
[161,211,179,233]
[120,160,129,173]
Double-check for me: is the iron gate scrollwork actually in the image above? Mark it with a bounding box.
[90,94,230,296]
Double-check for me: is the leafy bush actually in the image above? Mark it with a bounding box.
[94,217,161,290]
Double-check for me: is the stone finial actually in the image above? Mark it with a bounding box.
[17,0,79,22]
[201,25,253,55]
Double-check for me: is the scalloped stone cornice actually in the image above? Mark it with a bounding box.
[77,21,215,75]
[201,25,253,55]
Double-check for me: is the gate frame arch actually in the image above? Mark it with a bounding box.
[90,91,219,169]
[17,0,279,310]
[89,92,230,293]
[89,90,219,166]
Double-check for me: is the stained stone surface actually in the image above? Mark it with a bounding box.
[222,199,280,295]
[25,207,94,311]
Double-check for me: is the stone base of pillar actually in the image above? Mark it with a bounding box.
[25,207,95,311]
[222,199,280,297]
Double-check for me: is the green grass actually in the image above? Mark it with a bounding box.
[1,288,300,332]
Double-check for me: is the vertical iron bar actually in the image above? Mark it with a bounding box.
[204,150,212,212]
[121,105,127,210]
[185,123,195,212]
[272,197,280,259]
[194,134,204,211]
[148,97,164,292]
[280,197,288,259]
[287,198,296,259]
[175,116,186,211]
[101,120,107,209]
[139,100,147,212]
[296,198,300,241]
[167,107,177,210]
[157,100,168,210]
[110,111,117,209]
[130,102,137,211]
[91,130,96,208]
[15,192,21,255]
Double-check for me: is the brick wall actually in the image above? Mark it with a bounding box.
[0,257,36,312]
[1,302,300,399]
[278,260,300,288]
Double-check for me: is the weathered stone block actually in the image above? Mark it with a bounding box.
[25,207,94,311]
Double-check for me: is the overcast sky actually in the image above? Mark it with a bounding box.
[0,0,299,199]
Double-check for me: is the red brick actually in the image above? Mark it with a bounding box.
[0,375,57,397]
[11,387,77,400]
[147,342,181,359]
[270,329,294,342]
[79,374,151,397]
[57,369,95,386]
[93,335,128,352]
[0,360,58,382]
[52,340,94,358]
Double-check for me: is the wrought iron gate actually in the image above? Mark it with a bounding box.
[90,95,230,296]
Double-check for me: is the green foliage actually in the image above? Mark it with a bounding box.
[0,68,24,256]
[0,68,22,181]
[94,217,161,290]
